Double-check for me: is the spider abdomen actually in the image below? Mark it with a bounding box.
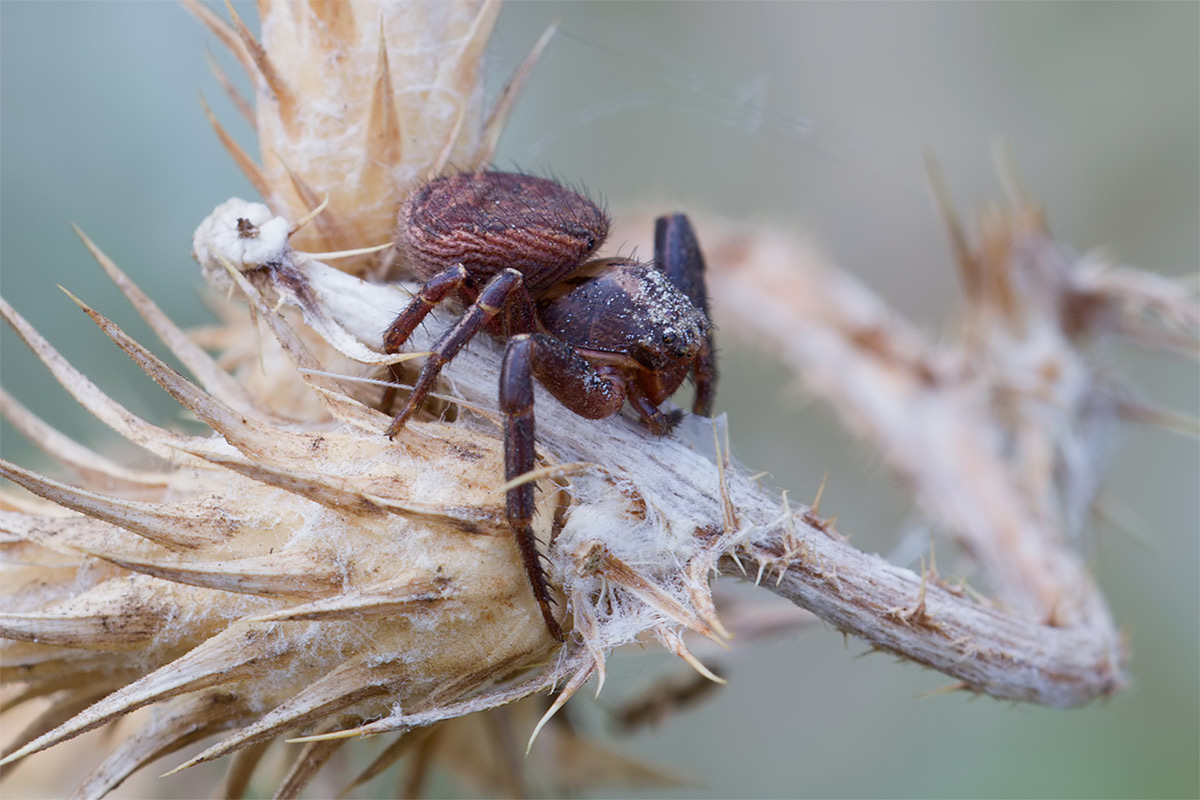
[396,171,610,293]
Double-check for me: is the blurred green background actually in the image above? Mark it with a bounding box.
[2,2,1196,798]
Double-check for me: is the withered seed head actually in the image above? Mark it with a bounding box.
[395,171,611,293]
[0,6,738,796]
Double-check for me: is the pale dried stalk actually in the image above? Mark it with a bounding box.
[616,186,1196,705]
[190,196,1140,709]
[693,218,1112,625]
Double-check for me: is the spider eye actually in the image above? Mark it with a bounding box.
[660,329,688,358]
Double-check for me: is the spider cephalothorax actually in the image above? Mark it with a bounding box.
[384,171,716,640]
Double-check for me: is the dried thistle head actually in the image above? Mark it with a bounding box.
[0,3,737,796]
[190,0,497,270]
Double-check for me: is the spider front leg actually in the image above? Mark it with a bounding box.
[381,264,469,413]
[655,214,717,416]
[500,333,628,642]
[382,264,470,354]
[385,268,534,437]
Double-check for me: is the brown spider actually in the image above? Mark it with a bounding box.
[383,171,716,641]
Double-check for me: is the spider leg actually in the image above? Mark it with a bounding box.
[381,264,469,413]
[655,214,717,416]
[385,268,528,437]
[501,333,627,641]
[627,382,685,436]
[382,264,469,354]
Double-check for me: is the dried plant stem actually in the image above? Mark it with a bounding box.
[188,199,1142,712]
[703,245,1111,625]
[610,192,1195,710]
[724,538,1121,708]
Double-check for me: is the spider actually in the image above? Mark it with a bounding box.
[383,171,716,641]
